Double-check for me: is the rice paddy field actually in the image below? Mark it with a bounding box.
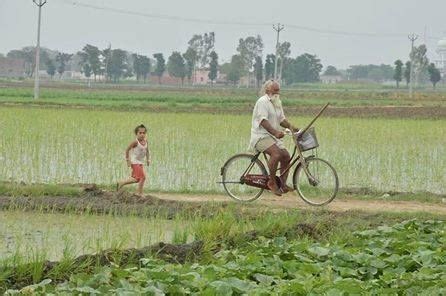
[0,106,444,194]
[1,84,446,293]
[0,211,192,262]
[1,85,445,110]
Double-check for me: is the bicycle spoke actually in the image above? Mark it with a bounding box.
[293,158,338,206]
[221,154,267,202]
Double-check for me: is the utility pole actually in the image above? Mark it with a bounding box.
[33,0,47,100]
[408,34,418,98]
[104,43,111,83]
[273,23,284,81]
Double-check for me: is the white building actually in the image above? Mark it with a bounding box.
[320,74,343,84]
[435,37,446,76]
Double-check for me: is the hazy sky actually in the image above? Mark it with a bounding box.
[1,0,445,69]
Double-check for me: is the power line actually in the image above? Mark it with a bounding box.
[59,0,440,40]
[59,0,271,27]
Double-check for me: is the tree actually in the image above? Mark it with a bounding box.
[393,60,403,88]
[208,51,218,83]
[404,61,411,86]
[107,49,130,83]
[56,53,73,78]
[81,62,92,86]
[427,63,441,89]
[7,47,41,77]
[167,51,186,86]
[102,46,112,82]
[277,41,291,81]
[139,56,151,83]
[153,53,165,84]
[265,54,275,80]
[280,53,323,85]
[368,68,385,82]
[79,44,101,81]
[253,56,263,87]
[187,32,215,69]
[45,58,56,79]
[281,57,297,85]
[201,32,215,68]
[227,55,244,85]
[346,64,393,82]
[294,53,323,83]
[237,35,263,86]
[324,65,340,76]
[410,44,429,86]
[132,54,151,83]
[183,48,198,84]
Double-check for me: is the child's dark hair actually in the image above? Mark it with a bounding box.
[134,124,147,134]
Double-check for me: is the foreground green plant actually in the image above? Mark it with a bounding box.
[5,219,445,295]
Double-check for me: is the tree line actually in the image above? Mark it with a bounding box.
[393,44,442,89]
[4,34,442,87]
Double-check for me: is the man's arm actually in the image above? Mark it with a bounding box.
[280,119,299,132]
[260,119,284,139]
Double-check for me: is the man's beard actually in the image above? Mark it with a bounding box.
[270,94,282,108]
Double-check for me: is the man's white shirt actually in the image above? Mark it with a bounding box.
[249,94,286,151]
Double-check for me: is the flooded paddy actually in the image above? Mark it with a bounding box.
[0,210,191,262]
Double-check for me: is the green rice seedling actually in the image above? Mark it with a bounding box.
[0,107,444,195]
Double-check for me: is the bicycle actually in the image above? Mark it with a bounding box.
[219,103,339,206]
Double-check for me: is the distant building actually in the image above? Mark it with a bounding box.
[320,74,343,84]
[148,69,221,85]
[61,71,87,80]
[0,57,26,78]
[39,70,89,80]
[193,69,210,85]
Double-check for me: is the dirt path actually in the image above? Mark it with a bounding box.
[155,192,446,215]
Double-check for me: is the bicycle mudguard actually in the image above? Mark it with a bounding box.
[294,155,316,172]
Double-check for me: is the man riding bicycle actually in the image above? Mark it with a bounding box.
[249,80,299,196]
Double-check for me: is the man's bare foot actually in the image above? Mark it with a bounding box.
[267,179,282,196]
[281,185,294,194]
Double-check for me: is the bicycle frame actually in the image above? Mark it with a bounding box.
[241,135,312,182]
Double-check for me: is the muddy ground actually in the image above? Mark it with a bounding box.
[1,185,445,215]
[2,101,445,119]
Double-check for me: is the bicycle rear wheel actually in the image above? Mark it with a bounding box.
[293,157,339,206]
[221,154,267,202]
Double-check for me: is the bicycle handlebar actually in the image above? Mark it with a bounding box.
[284,128,303,138]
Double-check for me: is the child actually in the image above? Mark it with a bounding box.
[117,124,151,196]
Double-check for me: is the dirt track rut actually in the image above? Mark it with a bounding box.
[156,192,446,215]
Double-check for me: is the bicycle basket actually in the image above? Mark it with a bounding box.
[297,127,319,151]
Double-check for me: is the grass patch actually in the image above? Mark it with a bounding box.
[1,206,445,293]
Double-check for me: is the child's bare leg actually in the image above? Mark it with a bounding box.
[117,178,138,190]
[137,178,145,196]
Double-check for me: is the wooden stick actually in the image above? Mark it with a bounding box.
[299,103,330,135]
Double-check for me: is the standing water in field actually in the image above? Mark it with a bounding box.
[0,211,191,262]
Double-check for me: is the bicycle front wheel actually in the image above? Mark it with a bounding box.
[293,157,339,206]
[221,154,267,202]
